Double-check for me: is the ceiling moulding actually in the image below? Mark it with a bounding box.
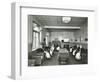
[44,26,80,29]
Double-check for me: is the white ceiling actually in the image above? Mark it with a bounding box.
[32,15,87,27]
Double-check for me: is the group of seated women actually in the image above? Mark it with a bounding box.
[69,45,88,63]
[43,43,62,59]
[43,45,55,59]
[28,45,55,66]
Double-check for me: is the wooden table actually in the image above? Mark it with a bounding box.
[58,48,69,64]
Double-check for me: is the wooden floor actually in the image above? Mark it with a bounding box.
[41,51,86,66]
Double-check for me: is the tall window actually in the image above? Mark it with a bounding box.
[32,23,40,50]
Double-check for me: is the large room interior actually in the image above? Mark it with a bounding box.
[28,15,88,66]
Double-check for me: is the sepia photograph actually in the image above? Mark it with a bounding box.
[28,15,88,66]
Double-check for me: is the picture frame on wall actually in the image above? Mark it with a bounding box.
[11,2,96,80]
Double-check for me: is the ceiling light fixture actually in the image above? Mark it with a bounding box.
[62,16,71,23]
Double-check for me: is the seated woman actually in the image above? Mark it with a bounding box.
[70,45,77,56]
[73,49,77,56]
[44,46,51,59]
[56,46,60,51]
[44,51,51,59]
[75,45,83,61]
[54,44,60,51]
[73,45,79,56]
[50,45,54,56]
[69,47,73,53]
[75,47,81,60]
[75,51,81,60]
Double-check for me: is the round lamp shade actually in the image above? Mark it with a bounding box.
[62,16,71,23]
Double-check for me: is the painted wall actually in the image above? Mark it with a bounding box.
[74,22,87,42]
[46,22,87,43]
[50,30,74,42]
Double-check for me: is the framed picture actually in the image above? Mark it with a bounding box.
[11,2,96,79]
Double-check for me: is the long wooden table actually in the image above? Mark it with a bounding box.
[58,48,69,64]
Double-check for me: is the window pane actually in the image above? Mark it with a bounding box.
[32,31,40,50]
[36,33,38,48]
